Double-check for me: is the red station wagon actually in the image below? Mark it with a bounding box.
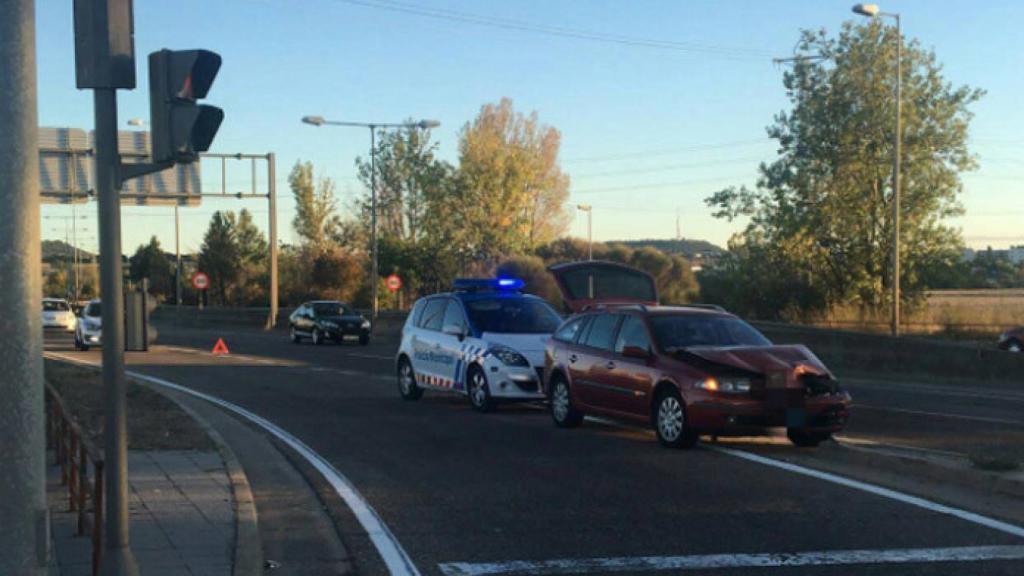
[543,261,852,448]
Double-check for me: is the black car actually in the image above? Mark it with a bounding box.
[289,301,371,346]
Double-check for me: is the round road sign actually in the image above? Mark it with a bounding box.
[386,274,402,293]
[192,271,210,291]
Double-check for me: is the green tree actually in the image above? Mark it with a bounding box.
[198,211,240,305]
[705,22,982,317]
[289,161,341,253]
[43,269,67,298]
[129,236,174,301]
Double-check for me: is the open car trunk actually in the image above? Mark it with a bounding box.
[547,260,658,312]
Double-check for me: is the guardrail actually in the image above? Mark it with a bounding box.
[46,383,104,576]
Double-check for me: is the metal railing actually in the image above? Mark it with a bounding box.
[46,383,104,576]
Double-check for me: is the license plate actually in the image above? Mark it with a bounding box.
[785,408,807,427]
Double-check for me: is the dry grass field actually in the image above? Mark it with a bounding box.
[814,289,1024,340]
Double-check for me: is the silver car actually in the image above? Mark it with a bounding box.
[74,300,103,350]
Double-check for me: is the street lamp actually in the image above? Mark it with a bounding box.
[302,115,440,318]
[853,3,902,337]
[576,204,594,299]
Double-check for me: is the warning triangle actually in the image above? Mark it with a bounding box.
[211,338,230,355]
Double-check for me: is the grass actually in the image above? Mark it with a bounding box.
[815,289,1024,341]
[45,359,214,451]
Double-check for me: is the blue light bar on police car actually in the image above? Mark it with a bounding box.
[453,277,525,292]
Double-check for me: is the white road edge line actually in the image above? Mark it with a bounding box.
[45,352,421,576]
[437,545,1024,575]
[710,445,1024,539]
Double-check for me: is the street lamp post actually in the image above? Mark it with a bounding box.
[302,116,440,319]
[576,204,593,298]
[853,3,902,337]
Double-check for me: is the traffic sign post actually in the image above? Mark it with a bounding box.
[386,274,402,293]
[192,272,209,310]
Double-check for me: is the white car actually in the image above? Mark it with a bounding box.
[43,298,77,332]
[74,300,103,350]
[396,278,563,412]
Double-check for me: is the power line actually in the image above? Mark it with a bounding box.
[572,174,750,195]
[564,138,771,163]
[329,0,773,60]
[571,155,765,179]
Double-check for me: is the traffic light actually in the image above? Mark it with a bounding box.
[148,49,223,164]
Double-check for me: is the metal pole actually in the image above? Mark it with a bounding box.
[891,15,902,337]
[266,153,279,330]
[93,88,140,576]
[174,203,181,307]
[370,126,379,319]
[73,202,80,301]
[0,1,48,573]
[587,210,593,261]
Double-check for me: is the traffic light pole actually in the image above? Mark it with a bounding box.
[0,1,48,573]
[93,87,140,576]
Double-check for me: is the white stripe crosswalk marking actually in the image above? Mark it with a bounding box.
[438,545,1024,575]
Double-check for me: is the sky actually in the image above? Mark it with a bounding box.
[35,0,1024,257]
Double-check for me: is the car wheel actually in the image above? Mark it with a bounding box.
[290,326,301,344]
[788,429,829,447]
[359,334,370,346]
[397,358,423,401]
[1007,339,1022,353]
[467,366,495,413]
[550,376,583,428]
[311,328,322,346]
[654,390,697,449]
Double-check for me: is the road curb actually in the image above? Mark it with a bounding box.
[132,378,264,576]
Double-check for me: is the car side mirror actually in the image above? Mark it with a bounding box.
[442,324,466,340]
[622,345,651,359]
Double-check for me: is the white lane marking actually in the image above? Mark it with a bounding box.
[710,445,1024,539]
[45,352,421,576]
[854,404,1024,427]
[437,545,1024,575]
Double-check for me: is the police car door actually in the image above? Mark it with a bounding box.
[412,298,448,387]
[439,299,470,391]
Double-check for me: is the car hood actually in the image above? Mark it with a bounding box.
[81,317,102,328]
[320,315,365,323]
[481,332,549,365]
[679,345,832,378]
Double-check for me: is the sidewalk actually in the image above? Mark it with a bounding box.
[48,450,234,576]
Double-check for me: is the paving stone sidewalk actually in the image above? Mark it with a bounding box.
[48,450,235,576]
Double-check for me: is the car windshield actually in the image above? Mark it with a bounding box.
[313,303,353,317]
[649,314,771,350]
[84,303,101,318]
[43,300,69,311]
[464,297,561,334]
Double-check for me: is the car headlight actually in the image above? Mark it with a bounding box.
[696,377,750,394]
[490,345,529,367]
[361,319,371,329]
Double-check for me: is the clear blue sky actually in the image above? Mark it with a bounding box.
[36,0,1024,256]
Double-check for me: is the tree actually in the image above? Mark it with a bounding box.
[355,125,452,243]
[198,211,240,305]
[290,161,341,253]
[43,269,67,298]
[235,208,268,265]
[129,236,174,301]
[705,22,982,318]
[453,98,570,261]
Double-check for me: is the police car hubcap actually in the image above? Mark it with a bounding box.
[471,373,486,405]
[553,383,569,421]
[399,365,412,393]
[658,397,684,441]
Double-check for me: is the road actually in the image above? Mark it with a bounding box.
[44,324,1024,575]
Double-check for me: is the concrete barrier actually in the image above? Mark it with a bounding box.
[153,306,1023,386]
[753,321,1024,387]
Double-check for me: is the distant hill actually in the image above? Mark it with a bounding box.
[611,238,725,259]
[42,240,95,262]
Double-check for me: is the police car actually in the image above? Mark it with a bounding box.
[396,278,563,412]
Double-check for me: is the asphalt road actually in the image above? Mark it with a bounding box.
[44,324,1024,575]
